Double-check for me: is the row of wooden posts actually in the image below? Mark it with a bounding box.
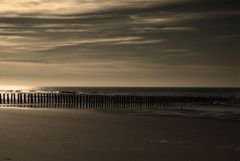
[0,92,220,109]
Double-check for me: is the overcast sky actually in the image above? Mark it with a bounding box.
[0,0,239,87]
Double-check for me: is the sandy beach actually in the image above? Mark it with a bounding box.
[0,107,239,161]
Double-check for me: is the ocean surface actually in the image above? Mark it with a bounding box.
[36,87,240,97]
[36,87,240,121]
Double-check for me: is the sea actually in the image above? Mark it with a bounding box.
[34,87,239,120]
[35,87,240,97]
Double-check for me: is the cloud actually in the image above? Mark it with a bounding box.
[0,35,146,52]
[0,0,183,17]
[0,0,239,87]
[116,39,165,45]
[160,26,196,31]
[206,34,240,42]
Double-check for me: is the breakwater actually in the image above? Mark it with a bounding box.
[0,92,229,109]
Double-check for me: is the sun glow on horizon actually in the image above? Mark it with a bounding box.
[0,85,31,90]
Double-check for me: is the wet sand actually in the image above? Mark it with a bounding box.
[0,108,239,161]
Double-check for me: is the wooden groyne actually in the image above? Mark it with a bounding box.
[0,92,229,109]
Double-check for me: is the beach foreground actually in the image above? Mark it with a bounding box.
[0,108,239,161]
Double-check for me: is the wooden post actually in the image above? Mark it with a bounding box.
[0,93,2,104]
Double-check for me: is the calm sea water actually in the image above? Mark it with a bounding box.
[36,87,240,97]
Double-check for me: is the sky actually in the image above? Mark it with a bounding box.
[0,0,239,88]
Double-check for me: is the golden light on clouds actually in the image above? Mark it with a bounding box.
[0,0,175,17]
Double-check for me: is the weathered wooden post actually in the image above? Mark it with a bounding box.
[126,95,129,109]
[16,93,19,104]
[101,95,104,109]
[26,93,29,105]
[78,94,82,109]
[65,94,68,108]
[6,93,9,104]
[40,93,42,106]
[102,95,105,109]
[88,94,92,109]
[26,93,28,105]
[113,95,116,110]
[152,96,155,109]
[74,94,78,108]
[56,93,59,108]
[88,95,91,109]
[79,93,83,109]
[82,94,85,109]
[77,94,80,108]
[102,95,104,109]
[53,94,56,106]
[89,95,93,109]
[13,93,15,105]
[85,94,88,109]
[38,93,41,107]
[47,93,51,108]
[95,94,99,109]
[67,94,70,108]
[62,94,65,107]
[94,95,97,109]
[116,95,119,110]
[71,94,74,108]
[49,93,54,108]
[66,94,69,108]
[79,94,82,109]
[98,95,101,109]
[81,94,84,109]
[58,94,61,108]
[34,93,36,106]
[10,93,13,104]
[60,94,64,108]
[69,94,72,108]
[0,93,2,104]
[89,94,92,109]
[156,96,159,109]
[30,93,33,104]
[43,93,47,108]
[107,95,110,109]
[154,96,157,109]
[41,93,44,105]
[142,96,145,110]
[20,93,23,105]
[61,94,64,108]
[109,95,112,110]
[44,93,47,107]
[168,96,171,109]
[73,94,76,108]
[68,94,72,108]
[93,95,96,109]
[22,93,25,104]
[167,96,169,108]
[63,94,66,108]
[132,95,135,110]
[32,93,35,107]
[145,96,148,108]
